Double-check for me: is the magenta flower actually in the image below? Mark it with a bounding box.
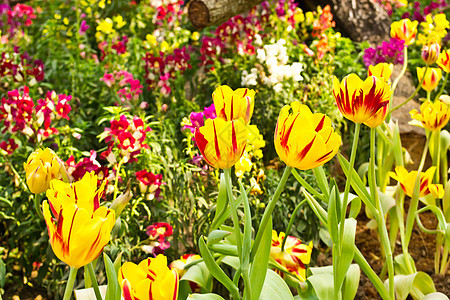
[79,20,90,35]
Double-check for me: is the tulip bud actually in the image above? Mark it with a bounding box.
[422,42,440,65]
[23,148,61,194]
[110,179,133,218]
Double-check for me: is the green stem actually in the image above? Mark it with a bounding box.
[389,66,428,114]
[2,153,28,191]
[391,46,408,94]
[291,169,323,200]
[113,157,125,202]
[34,193,43,219]
[63,267,78,300]
[354,248,391,300]
[251,166,292,260]
[223,169,243,264]
[281,199,307,252]
[340,123,360,239]
[427,91,431,101]
[433,130,441,184]
[435,233,444,274]
[434,71,449,102]
[86,262,102,300]
[370,128,395,299]
[440,239,449,274]
[396,191,414,273]
[405,137,429,248]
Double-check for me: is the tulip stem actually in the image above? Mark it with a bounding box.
[87,262,102,300]
[281,199,307,252]
[251,166,292,260]
[405,135,429,249]
[63,267,78,300]
[33,193,44,219]
[391,46,408,95]
[340,123,360,238]
[223,169,243,266]
[369,129,394,299]
[389,66,428,114]
[435,71,449,102]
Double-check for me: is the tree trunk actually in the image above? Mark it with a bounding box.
[298,0,391,43]
[188,0,264,29]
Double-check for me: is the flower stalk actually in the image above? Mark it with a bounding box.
[63,267,78,300]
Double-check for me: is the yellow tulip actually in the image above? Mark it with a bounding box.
[390,19,418,45]
[119,255,179,300]
[409,100,450,131]
[213,85,255,125]
[43,172,115,268]
[169,254,201,278]
[421,42,440,65]
[333,74,392,125]
[417,67,442,92]
[274,101,341,170]
[195,118,247,169]
[270,230,312,282]
[23,148,61,194]
[437,49,450,73]
[368,63,394,82]
[390,166,444,198]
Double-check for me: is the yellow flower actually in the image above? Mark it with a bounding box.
[274,101,341,170]
[409,100,450,131]
[235,152,252,177]
[213,85,255,125]
[169,254,201,278]
[417,67,442,92]
[195,118,247,169]
[390,166,444,198]
[191,31,200,41]
[333,74,392,125]
[421,42,440,65]
[250,177,263,195]
[437,49,450,73]
[23,148,61,194]
[390,19,418,45]
[54,13,61,20]
[160,41,170,52]
[368,63,393,82]
[270,231,313,282]
[113,15,126,29]
[146,34,157,46]
[43,172,115,268]
[119,255,179,300]
[417,14,449,45]
[96,18,114,34]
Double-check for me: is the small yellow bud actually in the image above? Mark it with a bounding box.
[23,148,61,194]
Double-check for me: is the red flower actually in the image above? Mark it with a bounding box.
[0,138,18,154]
[118,131,135,150]
[146,222,173,242]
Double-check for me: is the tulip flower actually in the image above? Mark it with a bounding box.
[422,42,440,65]
[169,254,201,277]
[213,85,255,124]
[436,49,450,73]
[119,254,179,300]
[368,63,393,82]
[43,172,115,268]
[23,148,61,194]
[409,100,450,131]
[270,230,312,282]
[274,101,341,170]
[195,117,247,169]
[390,166,444,198]
[333,74,392,125]
[390,19,418,46]
[417,67,442,92]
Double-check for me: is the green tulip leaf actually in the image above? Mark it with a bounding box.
[259,269,294,300]
[336,218,356,293]
[104,253,120,300]
[207,230,232,245]
[385,272,436,300]
[342,264,360,300]
[181,261,212,292]
[327,185,339,244]
[210,173,229,232]
[249,216,273,300]
[222,256,240,270]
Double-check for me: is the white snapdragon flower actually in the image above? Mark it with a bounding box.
[256,48,266,63]
[273,83,283,92]
[241,69,258,86]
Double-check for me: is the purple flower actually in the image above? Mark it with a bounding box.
[79,20,89,35]
[190,112,204,128]
[203,103,216,119]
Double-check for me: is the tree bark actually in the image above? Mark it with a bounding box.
[298,0,391,43]
[188,0,264,29]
